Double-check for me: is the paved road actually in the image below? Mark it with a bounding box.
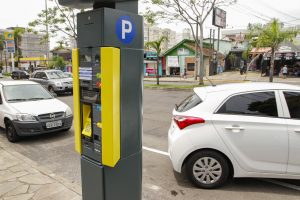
[0,89,300,200]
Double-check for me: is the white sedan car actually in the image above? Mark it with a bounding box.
[0,81,73,142]
[168,82,300,189]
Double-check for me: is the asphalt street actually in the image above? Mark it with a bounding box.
[0,88,300,199]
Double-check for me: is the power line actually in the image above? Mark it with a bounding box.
[259,0,299,21]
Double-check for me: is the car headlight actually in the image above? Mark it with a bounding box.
[16,114,37,122]
[55,82,62,86]
[65,107,73,117]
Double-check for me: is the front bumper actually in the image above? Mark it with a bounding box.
[53,85,73,93]
[12,115,73,136]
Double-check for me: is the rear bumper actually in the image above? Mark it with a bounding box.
[12,115,73,136]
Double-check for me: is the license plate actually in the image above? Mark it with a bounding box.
[46,120,62,129]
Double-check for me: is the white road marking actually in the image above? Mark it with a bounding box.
[262,179,300,191]
[143,146,169,157]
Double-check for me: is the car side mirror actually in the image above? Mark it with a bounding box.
[42,77,48,80]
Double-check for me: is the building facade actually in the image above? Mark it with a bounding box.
[144,23,178,53]
[161,39,215,76]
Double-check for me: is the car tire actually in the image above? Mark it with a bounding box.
[185,150,230,189]
[5,120,20,143]
[48,86,55,93]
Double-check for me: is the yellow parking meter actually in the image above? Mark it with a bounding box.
[61,1,143,200]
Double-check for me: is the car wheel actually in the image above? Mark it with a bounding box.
[48,86,55,93]
[5,120,20,143]
[185,150,230,189]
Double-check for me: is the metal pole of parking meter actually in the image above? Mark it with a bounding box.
[59,1,143,200]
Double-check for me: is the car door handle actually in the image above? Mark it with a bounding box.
[294,129,300,133]
[225,126,245,132]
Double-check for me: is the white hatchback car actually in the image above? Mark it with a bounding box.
[0,81,73,142]
[168,82,300,189]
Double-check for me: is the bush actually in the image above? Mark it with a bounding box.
[3,72,11,77]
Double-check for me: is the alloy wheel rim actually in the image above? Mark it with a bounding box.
[193,157,222,184]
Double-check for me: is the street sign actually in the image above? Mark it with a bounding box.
[5,40,15,53]
[116,16,136,44]
[212,7,226,28]
[4,32,14,40]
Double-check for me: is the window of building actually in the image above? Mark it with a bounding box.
[283,91,300,119]
[217,92,278,117]
[187,63,195,71]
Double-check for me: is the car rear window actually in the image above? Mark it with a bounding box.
[176,93,202,112]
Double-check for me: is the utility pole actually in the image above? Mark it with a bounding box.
[45,0,49,67]
[217,27,220,52]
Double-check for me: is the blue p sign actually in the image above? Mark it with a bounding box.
[116,16,136,44]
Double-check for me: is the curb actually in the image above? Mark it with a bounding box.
[0,139,82,195]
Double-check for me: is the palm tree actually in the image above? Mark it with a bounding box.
[0,35,4,68]
[13,27,25,67]
[254,19,298,82]
[145,36,168,85]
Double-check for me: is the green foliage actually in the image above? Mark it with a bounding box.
[145,36,168,56]
[242,49,249,61]
[49,56,66,71]
[255,19,298,50]
[228,53,236,68]
[28,0,78,40]
[13,27,25,60]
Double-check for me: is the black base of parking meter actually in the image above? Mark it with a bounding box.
[59,0,143,199]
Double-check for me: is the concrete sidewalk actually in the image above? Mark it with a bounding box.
[0,142,82,200]
[144,71,300,84]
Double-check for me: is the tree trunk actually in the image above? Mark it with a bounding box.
[269,48,275,82]
[198,24,204,85]
[194,20,198,80]
[4,50,8,72]
[156,59,160,85]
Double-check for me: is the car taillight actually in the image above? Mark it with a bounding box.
[173,115,205,130]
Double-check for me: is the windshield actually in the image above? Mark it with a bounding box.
[3,84,53,103]
[47,71,67,79]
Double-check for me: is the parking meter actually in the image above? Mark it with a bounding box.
[58,1,143,199]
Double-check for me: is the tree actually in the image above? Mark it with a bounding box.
[145,36,168,85]
[228,53,236,69]
[144,0,236,85]
[251,19,298,82]
[49,56,66,71]
[28,0,78,41]
[0,35,3,68]
[13,27,25,66]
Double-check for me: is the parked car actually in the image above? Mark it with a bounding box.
[0,80,73,142]
[64,72,73,78]
[168,82,300,189]
[11,70,29,80]
[30,70,73,94]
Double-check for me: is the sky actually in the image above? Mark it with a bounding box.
[0,0,300,47]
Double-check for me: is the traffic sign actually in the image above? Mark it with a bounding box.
[4,32,14,40]
[5,40,15,53]
[116,16,136,44]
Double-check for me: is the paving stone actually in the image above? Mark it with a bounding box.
[19,174,55,185]
[35,188,79,200]
[28,185,43,193]
[0,181,22,197]
[4,185,29,197]
[0,151,19,171]
[9,165,28,173]
[3,193,34,200]
[0,171,28,184]
[10,163,39,174]
[32,183,65,200]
